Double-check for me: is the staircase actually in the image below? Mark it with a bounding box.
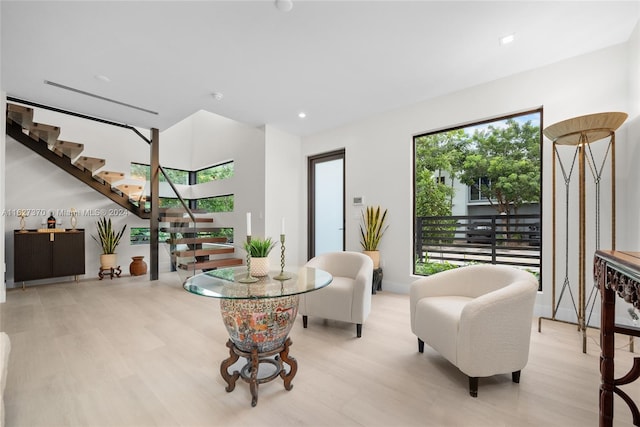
[5,103,149,218]
[5,102,245,275]
[160,208,243,272]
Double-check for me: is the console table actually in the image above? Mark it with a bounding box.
[14,229,85,288]
[594,250,640,426]
[183,266,332,407]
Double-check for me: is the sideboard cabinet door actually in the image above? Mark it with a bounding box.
[14,230,85,283]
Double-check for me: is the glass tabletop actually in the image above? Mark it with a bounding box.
[183,266,333,299]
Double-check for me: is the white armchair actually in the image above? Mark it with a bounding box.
[300,251,374,338]
[1,332,10,427]
[410,264,538,397]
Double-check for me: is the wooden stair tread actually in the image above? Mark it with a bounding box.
[173,246,235,257]
[166,236,228,245]
[159,208,209,215]
[178,258,243,270]
[161,216,214,223]
[74,156,105,172]
[161,226,224,233]
[29,122,60,144]
[7,104,34,128]
[115,183,144,198]
[52,140,84,158]
[95,170,126,184]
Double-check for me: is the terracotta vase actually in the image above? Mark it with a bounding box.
[129,256,148,276]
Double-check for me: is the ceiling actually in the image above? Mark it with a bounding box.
[2,1,639,136]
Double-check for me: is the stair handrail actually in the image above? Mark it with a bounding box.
[158,165,196,223]
[6,96,151,144]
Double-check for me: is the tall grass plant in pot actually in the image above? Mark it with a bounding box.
[92,217,127,269]
[360,206,388,269]
[244,237,278,276]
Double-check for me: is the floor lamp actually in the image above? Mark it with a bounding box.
[539,112,627,353]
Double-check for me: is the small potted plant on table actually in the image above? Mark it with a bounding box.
[244,237,277,277]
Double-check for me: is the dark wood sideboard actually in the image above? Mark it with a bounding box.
[14,229,85,287]
[594,250,640,426]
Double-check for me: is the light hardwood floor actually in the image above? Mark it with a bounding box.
[1,272,638,426]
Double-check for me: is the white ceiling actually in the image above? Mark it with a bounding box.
[2,1,639,136]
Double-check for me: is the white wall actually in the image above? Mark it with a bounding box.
[264,125,303,269]
[300,40,636,326]
[187,110,267,240]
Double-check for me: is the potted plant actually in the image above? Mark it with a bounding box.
[360,205,388,269]
[244,237,277,277]
[92,217,127,269]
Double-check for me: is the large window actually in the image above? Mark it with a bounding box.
[413,110,542,280]
[196,161,234,184]
[131,163,189,184]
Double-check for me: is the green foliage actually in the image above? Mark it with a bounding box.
[360,206,388,251]
[414,115,540,216]
[92,217,127,254]
[458,118,540,214]
[414,260,459,276]
[197,195,234,213]
[196,163,234,184]
[414,129,466,217]
[244,237,277,257]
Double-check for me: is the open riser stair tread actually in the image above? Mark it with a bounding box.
[74,156,106,172]
[166,236,228,245]
[161,226,225,233]
[52,140,84,158]
[159,208,209,215]
[173,245,236,257]
[178,258,244,270]
[7,104,34,128]
[94,170,126,185]
[161,216,215,223]
[115,183,145,198]
[29,122,60,144]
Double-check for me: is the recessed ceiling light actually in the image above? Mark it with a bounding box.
[298,112,306,119]
[94,74,111,83]
[275,0,293,13]
[211,92,224,101]
[499,33,515,46]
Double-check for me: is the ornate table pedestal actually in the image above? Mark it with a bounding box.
[594,250,640,426]
[183,266,332,407]
[220,337,297,407]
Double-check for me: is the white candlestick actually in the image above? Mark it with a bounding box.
[281,217,285,235]
[246,212,252,236]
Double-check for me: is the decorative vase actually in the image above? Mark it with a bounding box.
[250,257,270,277]
[129,256,147,276]
[363,250,380,269]
[220,295,299,352]
[100,253,117,269]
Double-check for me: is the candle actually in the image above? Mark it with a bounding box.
[281,217,285,235]
[246,212,252,236]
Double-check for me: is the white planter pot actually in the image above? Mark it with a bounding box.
[250,257,270,277]
[100,253,117,269]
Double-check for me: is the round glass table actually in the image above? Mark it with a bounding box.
[183,266,332,407]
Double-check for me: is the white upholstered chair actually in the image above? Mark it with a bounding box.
[0,332,10,427]
[299,251,374,338]
[409,264,538,397]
